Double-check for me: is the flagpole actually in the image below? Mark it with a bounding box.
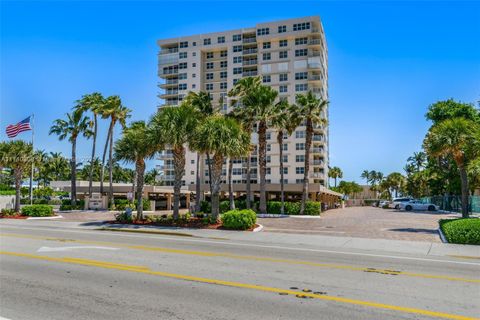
[29,114,34,205]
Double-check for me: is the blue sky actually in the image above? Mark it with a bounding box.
[1,1,479,183]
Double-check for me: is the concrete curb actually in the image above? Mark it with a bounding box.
[256,214,289,218]
[438,228,448,244]
[98,227,195,237]
[253,224,264,232]
[27,215,63,220]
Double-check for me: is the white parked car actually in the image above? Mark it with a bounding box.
[391,197,413,209]
[378,200,390,208]
[399,200,439,212]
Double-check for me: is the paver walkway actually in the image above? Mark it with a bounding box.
[258,206,460,242]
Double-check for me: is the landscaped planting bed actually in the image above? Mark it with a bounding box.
[439,218,480,245]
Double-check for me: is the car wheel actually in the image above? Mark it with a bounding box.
[405,205,412,211]
[427,205,436,211]
[395,204,400,210]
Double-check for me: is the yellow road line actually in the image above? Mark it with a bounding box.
[1,250,477,320]
[2,232,479,284]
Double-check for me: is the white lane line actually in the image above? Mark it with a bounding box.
[37,246,119,252]
[2,225,480,266]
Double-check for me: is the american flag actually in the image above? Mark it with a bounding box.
[6,116,32,138]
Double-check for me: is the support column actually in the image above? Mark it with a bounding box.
[186,193,191,210]
[166,194,172,211]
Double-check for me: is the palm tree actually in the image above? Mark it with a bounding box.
[407,152,427,171]
[424,118,480,217]
[145,168,161,186]
[50,110,92,205]
[75,92,105,196]
[271,101,301,214]
[385,172,406,198]
[183,91,218,212]
[0,141,33,212]
[228,77,261,210]
[99,96,131,207]
[229,77,279,214]
[192,115,249,219]
[150,104,199,219]
[296,91,328,215]
[115,121,158,220]
[360,170,371,184]
[328,166,343,188]
[47,152,71,181]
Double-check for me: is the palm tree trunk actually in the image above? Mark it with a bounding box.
[71,137,77,206]
[14,169,21,213]
[100,121,113,195]
[136,159,145,220]
[108,125,114,208]
[132,170,137,201]
[228,158,235,210]
[277,131,285,214]
[172,146,185,219]
[334,177,337,187]
[459,165,469,218]
[300,118,313,215]
[258,120,267,214]
[210,154,223,220]
[206,153,213,195]
[88,114,97,197]
[245,151,251,209]
[195,152,201,212]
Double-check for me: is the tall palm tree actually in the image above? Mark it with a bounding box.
[328,166,343,188]
[150,104,199,219]
[271,101,301,214]
[115,121,158,220]
[0,141,33,212]
[407,151,427,171]
[228,77,261,210]
[99,96,131,207]
[75,92,105,196]
[47,152,71,181]
[296,91,328,215]
[360,170,370,184]
[424,118,480,217]
[192,115,249,219]
[49,110,92,205]
[183,91,218,212]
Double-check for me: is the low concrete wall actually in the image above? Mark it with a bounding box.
[0,195,15,210]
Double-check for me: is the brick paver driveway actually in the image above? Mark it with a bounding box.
[258,207,459,242]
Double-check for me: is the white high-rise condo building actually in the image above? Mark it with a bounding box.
[157,16,332,201]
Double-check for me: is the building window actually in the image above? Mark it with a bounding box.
[233,78,239,85]
[204,38,211,45]
[266,167,271,175]
[192,84,196,89]
[220,61,227,68]
[206,73,214,80]
[295,49,308,57]
[296,143,305,150]
[282,155,288,163]
[279,51,288,59]
[295,72,308,80]
[220,50,227,57]
[220,71,227,78]
[295,37,308,45]
[206,52,214,59]
[266,155,271,163]
[192,52,196,57]
[179,41,188,48]
[266,144,271,152]
[192,63,196,67]
[263,42,271,49]
[179,62,187,69]
[279,85,287,93]
[295,130,306,138]
[192,41,196,46]
[233,168,242,175]
[279,73,288,81]
[233,34,242,41]
[266,132,271,140]
[220,82,227,89]
[178,83,187,90]
[282,143,288,151]
[233,45,243,52]
[263,75,271,83]
[296,167,305,174]
[233,67,242,75]
[296,179,304,184]
[296,155,305,162]
[280,167,288,174]
[263,52,271,61]
[206,62,214,69]
[217,36,225,44]
[206,83,213,90]
[257,28,270,36]
[179,52,187,59]
[278,25,287,33]
[233,56,242,63]
[192,73,196,78]
[279,39,288,47]
[178,73,187,79]
[295,84,308,92]
[293,22,311,31]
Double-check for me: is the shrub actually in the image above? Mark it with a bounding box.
[48,199,62,205]
[21,205,54,217]
[134,198,151,211]
[200,200,211,213]
[33,199,49,205]
[0,190,16,196]
[284,202,301,215]
[1,208,16,216]
[440,218,480,245]
[304,201,321,215]
[220,200,230,213]
[221,209,257,230]
[115,211,133,223]
[266,201,283,214]
[0,184,14,191]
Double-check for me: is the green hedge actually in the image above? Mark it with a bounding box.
[21,205,54,217]
[114,198,150,211]
[264,201,321,215]
[221,209,257,230]
[0,190,16,196]
[440,218,480,245]
[303,202,322,215]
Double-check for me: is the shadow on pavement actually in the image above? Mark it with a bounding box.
[389,228,439,235]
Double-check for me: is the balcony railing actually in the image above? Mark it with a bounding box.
[309,51,321,57]
[160,69,179,75]
[159,175,175,181]
[243,59,258,66]
[163,89,178,95]
[310,172,324,178]
[243,71,258,77]
[313,135,323,141]
[243,38,256,44]
[312,28,320,33]
[242,173,258,179]
[309,39,321,45]
[243,48,258,55]
[158,164,174,170]
[311,147,323,153]
[308,62,321,69]
[309,75,321,81]
[160,48,178,55]
[312,160,323,165]
[158,151,173,159]
[242,162,258,167]
[310,88,322,93]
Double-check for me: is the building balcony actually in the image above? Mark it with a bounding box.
[242,173,258,179]
[311,147,324,153]
[313,135,323,141]
[310,172,324,178]
[308,75,321,81]
[243,37,256,44]
[312,28,320,33]
[158,151,173,159]
[243,48,258,55]
[159,79,179,88]
[310,87,322,94]
[312,160,324,166]
[159,175,175,181]
[159,48,178,55]
[159,69,179,76]
[160,90,178,98]
[242,162,258,168]
[243,71,258,77]
[308,39,321,46]
[158,164,175,170]
[242,59,258,66]
[309,51,321,57]
[307,62,321,69]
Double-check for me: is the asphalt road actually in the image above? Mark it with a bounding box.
[0,222,479,320]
